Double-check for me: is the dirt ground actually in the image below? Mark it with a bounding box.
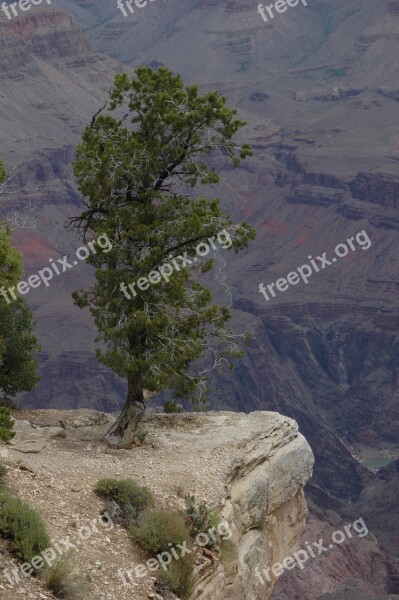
[0,408,230,600]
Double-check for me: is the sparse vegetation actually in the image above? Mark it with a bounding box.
[94,478,154,527]
[174,484,186,498]
[163,401,182,414]
[45,551,88,599]
[0,405,15,442]
[258,516,267,531]
[130,509,190,554]
[0,488,50,563]
[158,551,195,600]
[130,509,195,600]
[0,462,6,483]
[135,429,148,444]
[184,494,220,550]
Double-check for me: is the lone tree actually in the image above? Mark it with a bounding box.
[71,67,255,448]
[0,160,40,405]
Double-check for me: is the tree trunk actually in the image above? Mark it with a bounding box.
[104,372,145,449]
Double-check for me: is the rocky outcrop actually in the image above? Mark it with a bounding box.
[0,409,313,600]
[0,10,123,210]
[185,412,314,600]
[348,173,399,209]
[274,149,399,211]
[0,12,90,73]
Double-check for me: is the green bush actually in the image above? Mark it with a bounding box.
[163,401,182,414]
[132,509,195,600]
[159,552,195,600]
[0,488,50,562]
[94,477,154,511]
[135,430,147,444]
[0,463,6,483]
[130,509,190,555]
[94,478,154,526]
[0,406,15,442]
[184,495,220,550]
[45,551,88,599]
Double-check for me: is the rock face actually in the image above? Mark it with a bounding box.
[271,502,399,600]
[340,458,399,558]
[319,588,399,600]
[0,9,123,210]
[184,412,314,600]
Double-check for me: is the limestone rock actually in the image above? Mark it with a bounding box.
[9,420,67,454]
[181,411,314,600]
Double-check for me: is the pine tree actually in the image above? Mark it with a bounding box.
[0,160,40,405]
[0,406,15,442]
[71,67,256,448]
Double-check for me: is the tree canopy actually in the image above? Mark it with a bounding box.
[0,160,40,405]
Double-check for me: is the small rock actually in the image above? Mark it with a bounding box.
[12,440,46,454]
[49,428,67,440]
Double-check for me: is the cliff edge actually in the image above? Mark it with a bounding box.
[0,409,314,600]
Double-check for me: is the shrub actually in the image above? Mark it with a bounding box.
[163,401,182,414]
[131,509,195,599]
[184,495,220,550]
[0,406,15,442]
[0,462,6,483]
[135,430,147,444]
[130,509,190,555]
[220,539,234,562]
[158,552,195,600]
[94,478,153,527]
[0,488,50,562]
[45,551,88,599]
[258,516,267,531]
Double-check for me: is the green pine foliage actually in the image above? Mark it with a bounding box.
[0,298,40,404]
[163,401,182,413]
[0,406,15,442]
[0,161,40,404]
[71,67,256,418]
